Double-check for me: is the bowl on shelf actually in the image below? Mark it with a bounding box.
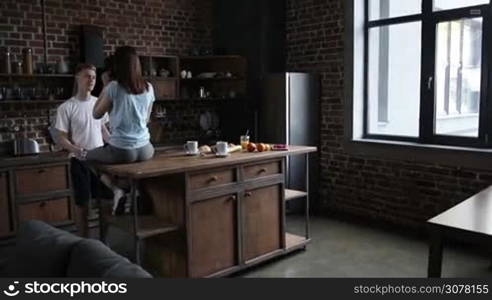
[196,72,216,79]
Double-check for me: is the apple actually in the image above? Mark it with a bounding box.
[247,142,257,152]
[257,143,266,152]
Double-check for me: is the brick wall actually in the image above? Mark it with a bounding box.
[0,0,214,153]
[286,0,492,228]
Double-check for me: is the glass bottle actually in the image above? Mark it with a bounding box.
[23,48,33,75]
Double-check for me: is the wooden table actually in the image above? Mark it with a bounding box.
[96,145,317,277]
[427,186,492,277]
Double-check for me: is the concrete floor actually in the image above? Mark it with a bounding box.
[238,216,492,278]
[2,215,491,278]
[107,214,492,277]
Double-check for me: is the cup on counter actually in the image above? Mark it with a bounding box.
[216,141,229,156]
[240,135,250,150]
[184,141,199,155]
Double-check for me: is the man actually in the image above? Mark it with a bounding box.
[54,63,124,237]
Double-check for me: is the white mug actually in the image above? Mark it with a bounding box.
[184,141,199,154]
[216,141,228,155]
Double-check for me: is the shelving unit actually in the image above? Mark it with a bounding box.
[106,215,179,239]
[0,73,73,103]
[0,100,64,104]
[284,153,311,251]
[179,55,246,100]
[0,73,73,78]
[0,55,247,103]
[285,189,308,202]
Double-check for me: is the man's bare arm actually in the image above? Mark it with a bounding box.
[56,130,84,155]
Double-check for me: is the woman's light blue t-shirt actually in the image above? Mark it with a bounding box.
[105,81,155,149]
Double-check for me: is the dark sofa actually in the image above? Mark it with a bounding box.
[0,220,151,278]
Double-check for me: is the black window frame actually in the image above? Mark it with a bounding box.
[363,0,492,148]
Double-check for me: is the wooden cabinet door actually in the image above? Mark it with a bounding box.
[17,198,72,224]
[189,194,237,277]
[242,184,282,261]
[0,172,11,237]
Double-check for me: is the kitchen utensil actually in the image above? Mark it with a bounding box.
[12,138,40,156]
[199,111,212,131]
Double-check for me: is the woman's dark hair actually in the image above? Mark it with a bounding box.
[103,55,115,79]
[113,46,148,94]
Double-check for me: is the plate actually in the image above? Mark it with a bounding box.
[185,152,200,156]
[215,153,229,158]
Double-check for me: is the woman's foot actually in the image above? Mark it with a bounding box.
[112,188,125,215]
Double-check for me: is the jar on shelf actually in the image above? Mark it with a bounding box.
[14,56,22,75]
[1,48,11,74]
[23,48,33,75]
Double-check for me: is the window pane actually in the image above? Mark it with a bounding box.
[434,18,482,138]
[434,0,489,11]
[369,0,421,21]
[367,22,421,137]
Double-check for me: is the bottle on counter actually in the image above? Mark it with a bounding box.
[23,48,33,75]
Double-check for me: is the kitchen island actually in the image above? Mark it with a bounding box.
[96,145,317,278]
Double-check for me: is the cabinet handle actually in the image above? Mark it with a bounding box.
[258,168,267,174]
[38,169,46,174]
[208,176,218,183]
[39,201,46,208]
[245,192,252,198]
[228,195,237,201]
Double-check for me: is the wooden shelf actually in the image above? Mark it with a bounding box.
[285,189,307,202]
[0,100,64,104]
[285,232,309,250]
[180,55,245,60]
[181,78,245,82]
[144,77,178,81]
[154,97,244,102]
[106,215,179,239]
[0,73,73,78]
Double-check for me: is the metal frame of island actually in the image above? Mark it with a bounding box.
[95,145,317,278]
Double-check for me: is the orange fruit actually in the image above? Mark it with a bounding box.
[247,142,257,152]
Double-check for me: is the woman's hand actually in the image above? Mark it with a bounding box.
[101,72,111,87]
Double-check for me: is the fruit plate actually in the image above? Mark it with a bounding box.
[272,144,289,151]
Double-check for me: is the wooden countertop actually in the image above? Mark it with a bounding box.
[96,145,317,179]
[428,185,492,236]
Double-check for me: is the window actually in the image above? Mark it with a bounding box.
[364,0,490,147]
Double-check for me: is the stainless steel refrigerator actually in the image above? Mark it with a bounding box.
[258,73,319,212]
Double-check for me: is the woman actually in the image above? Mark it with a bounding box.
[86,46,155,163]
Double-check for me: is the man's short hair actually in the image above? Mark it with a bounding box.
[75,63,96,75]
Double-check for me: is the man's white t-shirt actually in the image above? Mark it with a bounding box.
[55,96,109,150]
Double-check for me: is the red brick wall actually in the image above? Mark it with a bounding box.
[1,0,213,64]
[0,0,214,153]
[286,0,492,228]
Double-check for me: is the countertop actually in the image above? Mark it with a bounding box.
[96,145,317,179]
[0,145,181,169]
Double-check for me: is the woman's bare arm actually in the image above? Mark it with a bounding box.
[93,87,112,119]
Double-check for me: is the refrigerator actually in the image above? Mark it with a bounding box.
[258,73,320,213]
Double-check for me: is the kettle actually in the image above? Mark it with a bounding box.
[12,138,40,156]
